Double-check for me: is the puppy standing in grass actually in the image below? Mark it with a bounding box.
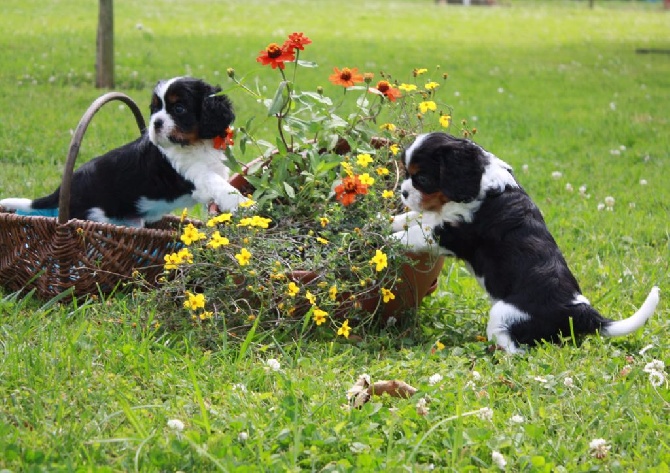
[392,132,660,353]
[1,77,246,227]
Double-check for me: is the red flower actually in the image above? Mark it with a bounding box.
[334,175,369,206]
[213,127,234,150]
[372,80,402,102]
[284,32,312,51]
[257,42,295,70]
[329,67,364,88]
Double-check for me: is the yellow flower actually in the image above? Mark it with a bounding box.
[313,307,328,326]
[329,285,338,301]
[359,173,375,186]
[177,248,193,264]
[163,252,181,270]
[341,161,354,177]
[180,223,207,245]
[370,249,388,272]
[381,287,396,303]
[380,123,397,131]
[382,190,395,199]
[238,198,256,208]
[235,248,252,266]
[376,167,390,176]
[320,217,330,227]
[306,291,317,305]
[199,311,213,320]
[435,340,445,351]
[389,144,400,156]
[439,114,452,128]
[337,319,351,338]
[287,281,300,297]
[398,83,417,92]
[419,101,437,114]
[238,215,272,228]
[184,291,206,311]
[206,213,233,227]
[316,237,329,245]
[413,68,428,76]
[207,231,230,249]
[356,153,373,168]
[424,81,440,90]
[180,208,189,222]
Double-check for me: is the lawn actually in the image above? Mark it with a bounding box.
[0,0,669,471]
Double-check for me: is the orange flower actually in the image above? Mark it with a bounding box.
[334,175,368,206]
[284,32,312,51]
[373,80,402,102]
[257,42,295,70]
[213,127,234,150]
[329,67,364,88]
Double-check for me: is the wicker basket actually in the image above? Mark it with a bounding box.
[0,92,191,300]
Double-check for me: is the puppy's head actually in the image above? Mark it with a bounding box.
[399,133,487,213]
[148,77,235,148]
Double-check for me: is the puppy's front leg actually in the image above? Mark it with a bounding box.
[391,211,421,233]
[392,223,439,254]
[192,174,248,212]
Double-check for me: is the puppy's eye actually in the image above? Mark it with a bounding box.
[413,174,438,192]
[173,104,186,115]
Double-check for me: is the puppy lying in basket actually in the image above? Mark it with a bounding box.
[392,132,660,353]
[1,77,246,227]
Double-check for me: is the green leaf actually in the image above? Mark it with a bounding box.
[267,80,288,116]
[283,182,296,199]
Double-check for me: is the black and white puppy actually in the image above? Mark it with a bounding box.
[1,77,245,227]
[392,132,660,353]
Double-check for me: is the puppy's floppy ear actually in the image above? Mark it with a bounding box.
[200,84,235,139]
[438,140,485,203]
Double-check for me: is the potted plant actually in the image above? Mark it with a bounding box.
[144,33,455,340]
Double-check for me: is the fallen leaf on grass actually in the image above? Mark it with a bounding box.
[346,374,418,408]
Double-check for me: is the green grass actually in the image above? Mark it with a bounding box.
[1,0,669,471]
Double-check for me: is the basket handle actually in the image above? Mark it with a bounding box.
[58,92,146,224]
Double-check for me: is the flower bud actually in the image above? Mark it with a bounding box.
[316,85,324,95]
[227,68,235,78]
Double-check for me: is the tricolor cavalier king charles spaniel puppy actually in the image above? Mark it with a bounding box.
[1,77,245,227]
[392,132,660,353]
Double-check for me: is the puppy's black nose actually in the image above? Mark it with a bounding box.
[154,118,163,130]
[402,190,409,199]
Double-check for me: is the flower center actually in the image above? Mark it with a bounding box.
[340,68,353,81]
[343,179,357,192]
[376,81,390,93]
[266,43,282,59]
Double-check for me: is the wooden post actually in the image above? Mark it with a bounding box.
[96,0,114,89]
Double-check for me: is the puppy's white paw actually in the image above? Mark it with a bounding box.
[391,211,420,232]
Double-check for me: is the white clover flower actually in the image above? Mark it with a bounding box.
[522,164,529,173]
[589,438,611,459]
[167,419,185,432]
[610,149,621,156]
[604,196,615,210]
[266,358,281,371]
[471,370,482,381]
[533,376,548,383]
[597,203,606,211]
[609,102,616,110]
[509,414,525,424]
[565,182,573,192]
[551,171,563,180]
[464,380,476,390]
[639,179,648,186]
[477,407,494,421]
[564,377,574,388]
[428,373,443,386]
[644,359,665,373]
[415,397,430,416]
[492,451,507,470]
[578,185,588,196]
[649,370,666,388]
[232,383,247,392]
[497,87,505,93]
[238,431,249,442]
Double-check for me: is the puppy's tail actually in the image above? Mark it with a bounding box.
[0,197,59,217]
[601,286,660,337]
